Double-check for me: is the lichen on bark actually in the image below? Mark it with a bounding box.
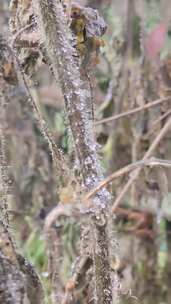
[32,0,114,303]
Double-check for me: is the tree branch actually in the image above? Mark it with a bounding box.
[84,157,171,203]
[33,1,113,303]
[112,116,171,211]
[95,96,171,125]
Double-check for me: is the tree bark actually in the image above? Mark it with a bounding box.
[0,37,44,303]
[32,0,113,303]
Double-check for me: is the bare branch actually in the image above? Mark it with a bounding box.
[94,96,171,125]
[11,47,68,180]
[146,109,171,137]
[32,0,113,303]
[84,157,171,203]
[112,116,171,211]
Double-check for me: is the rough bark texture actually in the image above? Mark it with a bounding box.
[0,219,44,304]
[32,0,113,303]
[0,220,26,304]
[0,38,44,303]
[0,252,26,304]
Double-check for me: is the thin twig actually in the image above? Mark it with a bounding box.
[145,109,171,137]
[94,96,171,125]
[44,204,73,231]
[11,21,37,47]
[10,46,67,178]
[112,116,171,211]
[62,255,91,304]
[84,157,171,203]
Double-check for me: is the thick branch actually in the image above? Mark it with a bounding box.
[33,1,113,303]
